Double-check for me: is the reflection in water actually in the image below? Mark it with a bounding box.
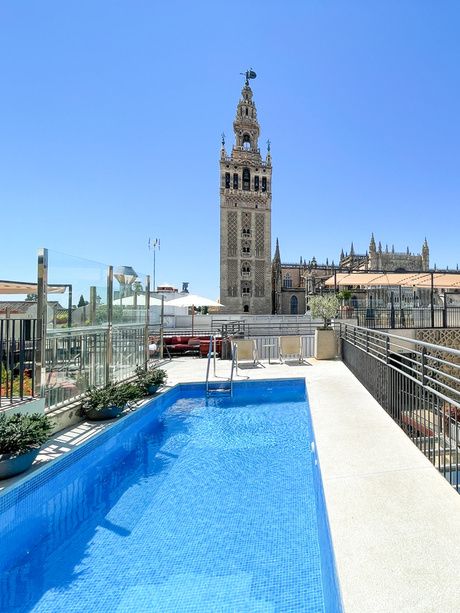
[0,413,187,612]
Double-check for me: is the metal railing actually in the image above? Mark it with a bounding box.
[0,318,36,408]
[336,306,460,329]
[44,324,145,410]
[217,320,320,337]
[206,335,234,396]
[339,323,460,490]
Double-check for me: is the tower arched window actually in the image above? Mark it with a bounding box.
[283,273,292,288]
[254,176,259,191]
[225,173,230,189]
[262,177,267,192]
[242,133,251,150]
[233,173,238,189]
[241,282,251,297]
[243,167,250,191]
[241,240,251,256]
[290,295,298,315]
[241,262,251,278]
[245,108,248,116]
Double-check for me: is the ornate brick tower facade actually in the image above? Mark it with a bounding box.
[219,74,272,313]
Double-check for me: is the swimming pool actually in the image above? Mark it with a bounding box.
[0,378,341,612]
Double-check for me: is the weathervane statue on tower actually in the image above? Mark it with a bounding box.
[240,68,257,85]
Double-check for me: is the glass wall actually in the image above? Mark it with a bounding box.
[43,251,151,409]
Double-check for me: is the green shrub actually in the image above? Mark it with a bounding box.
[81,382,140,414]
[0,412,53,456]
[134,367,167,395]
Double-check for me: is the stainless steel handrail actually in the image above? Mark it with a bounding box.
[229,344,236,396]
[205,335,213,395]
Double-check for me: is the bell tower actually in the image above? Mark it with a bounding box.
[219,71,272,313]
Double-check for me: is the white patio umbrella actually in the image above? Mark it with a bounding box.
[165,293,224,334]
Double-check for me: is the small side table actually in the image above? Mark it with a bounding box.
[262,343,276,364]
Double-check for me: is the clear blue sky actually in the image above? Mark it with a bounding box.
[1,1,460,297]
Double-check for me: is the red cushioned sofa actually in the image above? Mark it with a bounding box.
[162,336,222,357]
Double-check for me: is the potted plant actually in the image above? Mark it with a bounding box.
[0,412,52,479]
[81,382,140,421]
[135,366,167,395]
[309,294,340,360]
[337,289,353,317]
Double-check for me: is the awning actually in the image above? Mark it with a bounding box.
[0,280,67,294]
[325,272,460,289]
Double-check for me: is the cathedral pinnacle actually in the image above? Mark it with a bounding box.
[369,233,376,253]
[274,238,281,263]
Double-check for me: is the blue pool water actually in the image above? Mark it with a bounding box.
[0,379,341,612]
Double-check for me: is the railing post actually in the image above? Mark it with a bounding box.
[35,248,48,398]
[106,265,113,384]
[421,346,426,387]
[144,275,150,367]
[430,272,435,328]
[385,335,390,363]
[159,295,165,359]
[89,286,97,326]
[443,298,447,329]
[366,328,369,353]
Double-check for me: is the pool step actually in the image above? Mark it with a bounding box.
[206,382,232,396]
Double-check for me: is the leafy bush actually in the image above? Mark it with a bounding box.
[0,365,33,397]
[337,289,352,303]
[135,367,167,395]
[309,295,340,329]
[0,412,52,456]
[81,382,140,414]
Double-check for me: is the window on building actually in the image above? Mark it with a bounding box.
[283,273,292,288]
[261,177,267,192]
[243,304,249,313]
[245,108,248,116]
[225,173,230,189]
[241,262,251,277]
[242,133,251,150]
[290,295,298,315]
[254,176,259,191]
[243,168,250,191]
[233,173,238,189]
[241,241,251,256]
[242,283,251,297]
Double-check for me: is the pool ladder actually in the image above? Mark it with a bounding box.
[205,335,235,397]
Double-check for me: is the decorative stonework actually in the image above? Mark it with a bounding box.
[255,260,265,296]
[227,259,238,296]
[227,211,237,257]
[255,213,264,257]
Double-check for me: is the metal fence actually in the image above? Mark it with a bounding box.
[215,319,321,337]
[0,319,36,408]
[337,306,460,329]
[44,324,146,410]
[339,323,460,491]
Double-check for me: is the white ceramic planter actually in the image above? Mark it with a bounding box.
[314,328,337,360]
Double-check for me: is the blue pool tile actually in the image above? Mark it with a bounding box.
[0,379,341,612]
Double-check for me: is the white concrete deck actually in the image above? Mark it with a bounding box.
[162,356,460,613]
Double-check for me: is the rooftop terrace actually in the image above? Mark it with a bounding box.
[3,353,460,611]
